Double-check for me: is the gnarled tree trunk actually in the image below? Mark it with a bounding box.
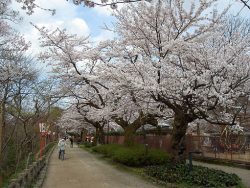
[0,100,6,187]
[123,125,137,146]
[96,126,105,144]
[0,103,3,187]
[171,112,190,163]
[121,113,157,146]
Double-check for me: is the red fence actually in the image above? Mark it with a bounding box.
[105,134,250,163]
[106,135,172,152]
[185,135,250,162]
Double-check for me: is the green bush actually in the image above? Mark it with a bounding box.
[92,144,121,157]
[112,145,146,166]
[92,144,171,166]
[145,148,171,166]
[105,131,124,136]
[83,141,95,148]
[144,164,242,187]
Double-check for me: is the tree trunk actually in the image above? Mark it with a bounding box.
[94,127,99,145]
[0,101,6,187]
[0,103,3,187]
[114,113,157,146]
[124,126,137,146]
[171,113,189,163]
[97,127,105,144]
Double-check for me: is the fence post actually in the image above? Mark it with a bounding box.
[25,152,32,169]
[213,146,217,158]
[188,151,202,172]
[19,172,28,188]
[26,167,33,185]
[231,139,233,161]
[16,176,23,188]
[32,161,38,178]
[8,180,19,188]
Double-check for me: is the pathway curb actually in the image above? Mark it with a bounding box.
[34,145,56,188]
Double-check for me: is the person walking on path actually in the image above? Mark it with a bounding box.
[58,138,66,160]
[69,137,73,148]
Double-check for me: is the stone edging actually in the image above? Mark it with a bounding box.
[33,145,56,188]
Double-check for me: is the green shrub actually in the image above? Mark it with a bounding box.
[92,144,171,166]
[83,142,95,148]
[145,149,171,165]
[105,131,124,136]
[92,144,121,157]
[112,145,146,166]
[144,164,242,187]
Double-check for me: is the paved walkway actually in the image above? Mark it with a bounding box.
[42,145,159,188]
[42,144,250,188]
[193,161,250,187]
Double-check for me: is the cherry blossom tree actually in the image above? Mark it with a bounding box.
[0,2,31,183]
[35,26,111,143]
[0,54,39,184]
[0,1,66,183]
[98,0,250,159]
[57,105,93,132]
[93,60,163,145]
[15,0,250,13]
[35,0,249,158]
[36,25,161,145]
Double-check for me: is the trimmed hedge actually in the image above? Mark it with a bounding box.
[83,141,95,148]
[92,144,121,157]
[144,164,242,188]
[92,144,171,166]
[105,131,124,136]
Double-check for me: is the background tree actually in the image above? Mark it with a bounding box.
[15,0,250,13]
[98,0,250,160]
[36,26,161,145]
[0,4,63,183]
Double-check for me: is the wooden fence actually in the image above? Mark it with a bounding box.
[7,156,46,188]
[7,142,55,188]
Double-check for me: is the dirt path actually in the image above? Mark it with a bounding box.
[193,161,250,187]
[42,145,159,188]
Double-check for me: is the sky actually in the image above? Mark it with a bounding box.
[11,0,116,55]
[10,0,250,58]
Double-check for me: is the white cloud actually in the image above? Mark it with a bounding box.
[94,6,113,16]
[91,0,114,16]
[69,18,90,36]
[10,0,90,55]
[93,29,114,43]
